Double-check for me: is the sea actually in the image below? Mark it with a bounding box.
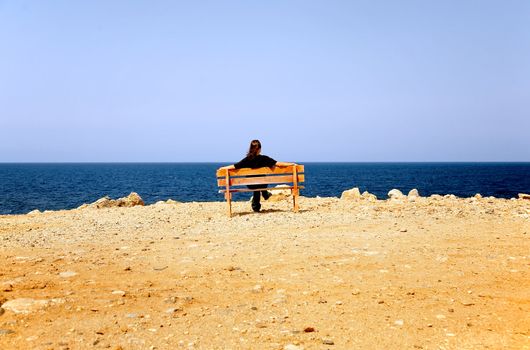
[1,163,529,215]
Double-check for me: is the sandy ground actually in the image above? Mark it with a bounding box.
[0,194,529,350]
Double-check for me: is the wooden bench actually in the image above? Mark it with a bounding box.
[216,164,305,217]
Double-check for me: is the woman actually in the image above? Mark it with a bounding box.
[221,140,293,212]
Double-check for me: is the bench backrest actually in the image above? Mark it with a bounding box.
[216,165,305,188]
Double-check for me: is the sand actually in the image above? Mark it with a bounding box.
[0,194,529,349]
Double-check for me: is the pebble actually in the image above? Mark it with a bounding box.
[125,313,138,318]
[394,319,404,326]
[322,338,334,345]
[252,284,263,293]
[112,290,126,297]
[59,271,78,278]
[284,345,303,350]
[0,307,4,316]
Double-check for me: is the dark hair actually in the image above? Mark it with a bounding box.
[246,139,262,159]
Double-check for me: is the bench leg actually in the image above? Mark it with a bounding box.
[293,190,299,213]
[226,192,232,217]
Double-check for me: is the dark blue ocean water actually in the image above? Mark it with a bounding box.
[1,163,529,215]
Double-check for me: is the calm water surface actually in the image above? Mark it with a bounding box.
[1,163,529,215]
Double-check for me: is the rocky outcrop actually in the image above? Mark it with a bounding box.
[341,187,361,200]
[79,192,145,209]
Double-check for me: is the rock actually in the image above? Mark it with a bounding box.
[518,193,530,200]
[430,194,443,200]
[388,189,404,200]
[0,329,15,335]
[284,345,303,350]
[112,290,126,297]
[0,307,4,316]
[2,298,50,314]
[341,187,361,200]
[166,199,179,205]
[1,282,13,292]
[304,327,315,332]
[252,285,264,293]
[474,193,482,199]
[115,192,144,207]
[408,189,420,197]
[93,196,114,208]
[394,319,404,326]
[362,191,377,201]
[268,185,291,202]
[88,192,144,209]
[322,338,334,345]
[59,271,78,278]
[27,209,41,215]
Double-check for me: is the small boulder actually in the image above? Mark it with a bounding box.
[115,192,144,207]
[408,189,420,197]
[268,185,292,202]
[474,193,482,199]
[93,196,115,208]
[2,298,50,314]
[518,193,530,200]
[341,187,361,200]
[362,191,377,202]
[388,189,405,200]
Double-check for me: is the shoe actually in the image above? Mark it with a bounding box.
[263,191,272,200]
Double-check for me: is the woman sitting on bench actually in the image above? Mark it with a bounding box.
[220,139,293,212]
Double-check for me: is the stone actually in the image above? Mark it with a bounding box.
[252,284,264,293]
[59,271,77,278]
[89,192,144,209]
[408,189,420,197]
[267,185,291,202]
[0,308,4,316]
[474,193,482,199]
[115,192,144,207]
[518,193,530,200]
[341,187,361,200]
[93,196,114,208]
[1,282,13,292]
[362,191,377,201]
[112,290,126,297]
[388,189,405,200]
[322,338,335,345]
[166,199,179,205]
[284,345,303,350]
[2,298,50,314]
[27,209,41,215]
[0,329,15,335]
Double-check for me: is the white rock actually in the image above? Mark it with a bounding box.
[341,187,361,200]
[388,189,404,200]
[284,345,303,350]
[59,271,77,278]
[2,298,50,314]
[408,189,420,197]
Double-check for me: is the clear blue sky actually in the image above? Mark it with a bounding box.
[1,0,529,162]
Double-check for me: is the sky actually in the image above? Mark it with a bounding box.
[1,0,529,162]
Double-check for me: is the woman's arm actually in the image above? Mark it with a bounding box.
[219,164,235,170]
[275,161,295,167]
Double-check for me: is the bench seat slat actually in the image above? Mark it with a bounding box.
[219,186,305,194]
[216,165,304,177]
[217,174,305,187]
